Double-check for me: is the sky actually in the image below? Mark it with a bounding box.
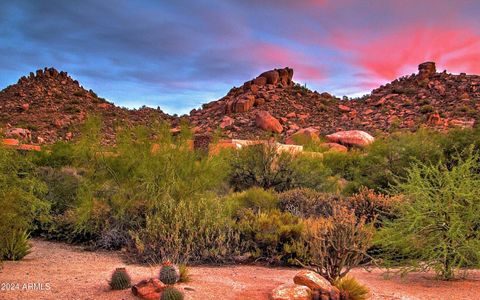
[1,0,480,115]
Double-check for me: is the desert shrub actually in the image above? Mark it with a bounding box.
[334,276,370,300]
[289,154,337,192]
[375,149,480,279]
[0,146,48,260]
[36,167,81,215]
[225,187,279,213]
[228,143,296,192]
[350,129,443,192]
[129,194,242,263]
[278,188,341,218]
[345,187,401,226]
[236,209,306,264]
[33,142,75,168]
[302,207,374,282]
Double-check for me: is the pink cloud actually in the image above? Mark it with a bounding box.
[331,26,480,82]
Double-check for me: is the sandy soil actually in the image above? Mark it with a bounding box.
[0,239,478,300]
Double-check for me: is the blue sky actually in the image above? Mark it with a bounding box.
[2,0,480,114]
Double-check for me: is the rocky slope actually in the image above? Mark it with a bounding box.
[1,62,479,145]
[189,62,478,141]
[0,68,175,144]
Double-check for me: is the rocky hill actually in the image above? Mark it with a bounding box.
[1,62,479,146]
[189,62,478,142]
[0,68,175,144]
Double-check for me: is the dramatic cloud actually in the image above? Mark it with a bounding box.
[1,0,480,113]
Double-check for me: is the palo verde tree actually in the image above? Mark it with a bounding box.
[375,148,480,279]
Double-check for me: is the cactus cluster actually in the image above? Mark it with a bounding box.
[161,287,184,300]
[159,264,179,285]
[109,267,131,290]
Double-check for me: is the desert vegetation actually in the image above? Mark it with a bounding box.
[1,117,480,294]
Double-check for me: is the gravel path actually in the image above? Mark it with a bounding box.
[0,239,478,299]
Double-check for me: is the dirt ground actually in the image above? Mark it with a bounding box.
[0,239,478,300]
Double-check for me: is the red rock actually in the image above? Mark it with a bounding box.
[131,278,166,300]
[338,104,351,112]
[258,69,280,85]
[270,94,280,101]
[98,103,111,109]
[286,112,297,118]
[255,111,283,133]
[2,138,20,146]
[17,144,41,151]
[254,98,266,106]
[65,132,73,140]
[271,283,312,300]
[326,130,374,147]
[254,76,267,86]
[449,118,475,128]
[21,103,29,111]
[285,127,319,145]
[293,270,332,292]
[5,128,31,141]
[321,142,348,153]
[220,116,234,129]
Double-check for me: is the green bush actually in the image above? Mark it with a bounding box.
[225,187,279,213]
[0,145,48,261]
[228,143,296,192]
[375,149,480,279]
[278,188,341,218]
[235,209,306,264]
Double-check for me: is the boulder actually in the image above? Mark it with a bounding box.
[338,105,351,112]
[270,283,312,300]
[326,130,374,147]
[2,138,20,146]
[285,127,319,145]
[5,128,31,141]
[418,61,436,78]
[321,143,348,153]
[254,76,267,86]
[220,116,234,129]
[293,270,332,294]
[131,278,166,300]
[258,70,280,85]
[255,111,283,133]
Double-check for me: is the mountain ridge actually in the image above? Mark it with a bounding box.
[1,62,478,145]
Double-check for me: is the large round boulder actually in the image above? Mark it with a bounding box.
[325,130,374,147]
[256,111,283,133]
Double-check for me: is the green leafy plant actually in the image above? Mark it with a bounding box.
[334,276,370,300]
[109,267,131,290]
[375,149,480,280]
[161,287,184,300]
[1,230,31,261]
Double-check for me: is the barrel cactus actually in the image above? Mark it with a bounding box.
[161,287,184,300]
[159,264,180,285]
[109,267,131,290]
